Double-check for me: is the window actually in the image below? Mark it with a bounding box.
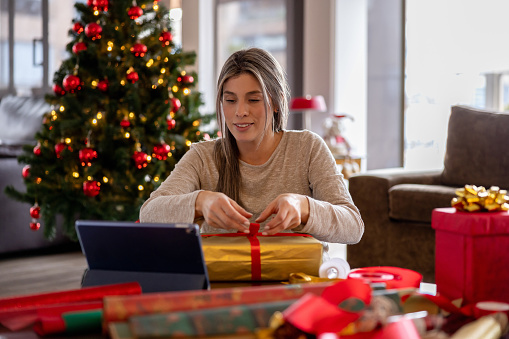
[168,0,182,48]
[404,0,509,169]
[216,0,287,77]
[0,0,79,96]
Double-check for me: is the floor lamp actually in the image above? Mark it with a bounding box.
[289,95,327,130]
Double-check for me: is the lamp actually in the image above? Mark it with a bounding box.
[289,95,327,130]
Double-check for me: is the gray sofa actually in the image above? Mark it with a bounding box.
[347,105,509,283]
[0,95,70,255]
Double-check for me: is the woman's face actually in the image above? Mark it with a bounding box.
[222,73,273,147]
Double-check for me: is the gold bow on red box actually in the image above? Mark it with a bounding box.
[452,185,509,212]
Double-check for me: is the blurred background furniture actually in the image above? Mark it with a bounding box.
[0,95,70,256]
[347,105,509,282]
[335,156,361,179]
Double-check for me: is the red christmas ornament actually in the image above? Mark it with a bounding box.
[87,0,93,6]
[170,97,181,113]
[52,83,66,96]
[73,22,84,34]
[85,22,102,40]
[55,142,69,158]
[153,143,171,160]
[177,75,194,84]
[132,151,148,169]
[79,147,98,166]
[90,0,109,11]
[128,6,143,20]
[126,70,139,83]
[97,79,109,92]
[130,43,147,57]
[159,31,173,46]
[30,205,41,219]
[120,118,131,128]
[33,144,41,156]
[72,42,87,54]
[167,118,176,130]
[30,222,41,231]
[22,165,30,178]
[63,74,82,92]
[83,180,100,197]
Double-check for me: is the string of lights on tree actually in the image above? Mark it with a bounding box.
[5,0,216,240]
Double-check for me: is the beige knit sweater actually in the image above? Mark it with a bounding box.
[139,130,364,244]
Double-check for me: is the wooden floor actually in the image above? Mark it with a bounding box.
[0,243,347,299]
[0,250,88,298]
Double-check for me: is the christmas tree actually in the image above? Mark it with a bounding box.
[5,0,215,240]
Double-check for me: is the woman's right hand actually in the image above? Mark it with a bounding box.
[195,191,252,232]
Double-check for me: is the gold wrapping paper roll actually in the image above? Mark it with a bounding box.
[450,313,508,339]
[452,185,509,212]
[202,234,323,281]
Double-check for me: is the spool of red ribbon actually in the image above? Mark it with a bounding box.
[347,266,423,289]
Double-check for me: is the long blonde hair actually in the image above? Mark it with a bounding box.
[213,48,290,203]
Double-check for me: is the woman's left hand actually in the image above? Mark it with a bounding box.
[255,193,310,235]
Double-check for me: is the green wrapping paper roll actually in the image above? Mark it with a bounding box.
[63,310,103,333]
[34,309,103,336]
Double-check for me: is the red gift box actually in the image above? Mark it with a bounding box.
[432,207,509,304]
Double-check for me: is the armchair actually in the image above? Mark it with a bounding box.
[347,105,509,282]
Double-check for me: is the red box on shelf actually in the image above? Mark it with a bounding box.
[432,207,509,304]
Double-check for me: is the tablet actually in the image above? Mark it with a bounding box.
[76,220,210,293]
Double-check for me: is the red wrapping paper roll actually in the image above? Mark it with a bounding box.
[0,282,141,331]
[33,302,103,335]
[0,282,141,311]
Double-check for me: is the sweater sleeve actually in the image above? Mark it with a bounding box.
[139,145,206,224]
[298,134,364,244]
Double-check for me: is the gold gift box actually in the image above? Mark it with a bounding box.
[202,233,323,281]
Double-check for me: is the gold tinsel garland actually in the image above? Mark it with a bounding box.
[452,185,509,212]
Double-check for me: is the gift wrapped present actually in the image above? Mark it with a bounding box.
[432,207,509,304]
[202,223,323,281]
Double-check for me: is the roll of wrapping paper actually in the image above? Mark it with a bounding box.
[450,313,508,339]
[0,282,141,331]
[129,300,296,338]
[34,308,103,336]
[102,282,334,329]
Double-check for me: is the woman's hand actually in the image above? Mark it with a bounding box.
[255,194,310,235]
[195,191,252,232]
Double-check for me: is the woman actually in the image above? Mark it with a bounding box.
[140,47,364,243]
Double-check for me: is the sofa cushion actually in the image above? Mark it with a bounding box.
[441,106,509,190]
[0,144,25,158]
[0,95,49,146]
[389,184,458,223]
